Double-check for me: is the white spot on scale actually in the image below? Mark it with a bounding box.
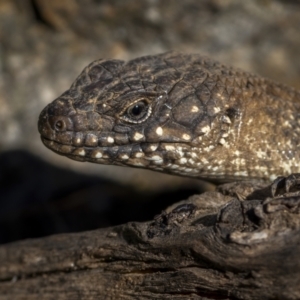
[234,171,248,177]
[188,159,195,165]
[150,145,158,151]
[175,150,184,157]
[182,134,191,141]
[91,137,97,143]
[219,138,226,145]
[107,137,114,143]
[269,174,277,181]
[213,107,221,114]
[78,149,85,156]
[103,104,107,108]
[200,125,210,134]
[76,138,81,144]
[286,140,292,147]
[156,127,163,136]
[221,132,229,138]
[150,155,162,161]
[191,106,199,113]
[191,152,198,159]
[232,159,239,166]
[222,116,231,124]
[94,151,102,158]
[133,132,144,141]
[201,158,209,164]
[153,159,163,165]
[282,163,291,174]
[256,150,266,159]
[135,152,144,158]
[179,157,187,164]
[165,145,175,151]
[203,146,212,152]
[120,154,129,160]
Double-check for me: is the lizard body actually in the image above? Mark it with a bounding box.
[38,52,300,182]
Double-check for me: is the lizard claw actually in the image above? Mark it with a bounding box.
[271,173,300,197]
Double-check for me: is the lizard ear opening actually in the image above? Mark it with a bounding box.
[120,99,152,124]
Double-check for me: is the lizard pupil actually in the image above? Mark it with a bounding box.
[127,101,148,120]
[131,103,144,116]
[121,99,151,123]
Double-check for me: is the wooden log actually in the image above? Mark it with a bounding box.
[0,180,299,300]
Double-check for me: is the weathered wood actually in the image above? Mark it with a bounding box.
[0,180,299,300]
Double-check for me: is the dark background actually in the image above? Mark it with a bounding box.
[0,0,299,244]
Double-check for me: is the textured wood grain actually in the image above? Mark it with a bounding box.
[1,180,300,299]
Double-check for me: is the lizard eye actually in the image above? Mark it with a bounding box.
[121,100,152,124]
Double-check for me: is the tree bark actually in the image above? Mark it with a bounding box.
[0,179,300,300]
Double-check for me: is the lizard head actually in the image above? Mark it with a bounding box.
[38,52,243,179]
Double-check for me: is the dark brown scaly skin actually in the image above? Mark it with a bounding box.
[38,52,300,182]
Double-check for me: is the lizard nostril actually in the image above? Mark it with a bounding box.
[54,119,66,131]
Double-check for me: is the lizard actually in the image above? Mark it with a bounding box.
[38,51,300,184]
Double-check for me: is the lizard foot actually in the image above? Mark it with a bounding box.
[271,173,300,197]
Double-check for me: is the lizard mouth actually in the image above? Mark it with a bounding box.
[41,136,135,164]
[41,136,85,161]
[40,135,200,176]
[40,135,162,165]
